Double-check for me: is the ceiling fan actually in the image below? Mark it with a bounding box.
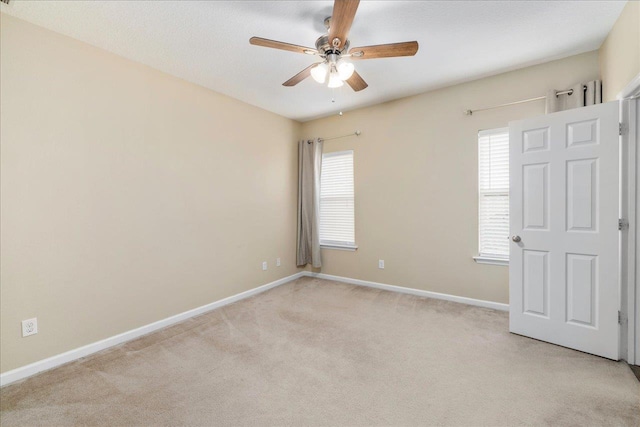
[249,0,418,92]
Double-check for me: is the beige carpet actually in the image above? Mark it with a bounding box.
[1,277,639,426]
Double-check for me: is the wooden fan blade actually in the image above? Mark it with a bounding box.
[283,64,317,87]
[250,37,318,55]
[346,71,368,92]
[328,0,360,51]
[349,41,419,59]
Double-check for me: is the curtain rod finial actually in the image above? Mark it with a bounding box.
[355,130,361,136]
[464,110,473,116]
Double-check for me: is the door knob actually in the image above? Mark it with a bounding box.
[512,235,521,243]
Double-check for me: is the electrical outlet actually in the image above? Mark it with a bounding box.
[378,260,385,269]
[22,318,38,337]
[262,261,268,271]
[276,257,281,267]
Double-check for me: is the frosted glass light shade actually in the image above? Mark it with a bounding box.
[311,63,329,83]
[337,61,355,80]
[328,71,344,88]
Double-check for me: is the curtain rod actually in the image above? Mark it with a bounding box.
[464,85,587,116]
[318,130,361,142]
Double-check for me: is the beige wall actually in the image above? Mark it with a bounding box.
[302,51,600,305]
[0,6,620,375]
[599,0,640,101]
[0,14,301,373]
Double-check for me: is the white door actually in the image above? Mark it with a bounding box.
[509,101,620,360]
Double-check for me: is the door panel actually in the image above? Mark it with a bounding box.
[523,250,549,317]
[523,163,549,230]
[567,159,598,231]
[509,101,619,360]
[567,119,599,147]
[566,253,597,327]
[523,128,550,152]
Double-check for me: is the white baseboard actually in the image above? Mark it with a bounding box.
[305,272,509,312]
[1,270,508,387]
[0,272,306,387]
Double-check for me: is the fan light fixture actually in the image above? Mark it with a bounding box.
[311,63,329,84]
[328,70,344,88]
[337,62,355,80]
[311,59,353,87]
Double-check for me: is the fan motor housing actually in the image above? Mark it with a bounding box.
[315,35,349,56]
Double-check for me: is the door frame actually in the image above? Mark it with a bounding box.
[618,72,640,365]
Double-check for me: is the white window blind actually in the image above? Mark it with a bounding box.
[320,150,355,247]
[478,128,509,260]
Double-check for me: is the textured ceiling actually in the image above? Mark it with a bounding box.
[0,1,627,122]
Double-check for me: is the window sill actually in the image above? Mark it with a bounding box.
[321,244,358,251]
[473,256,508,266]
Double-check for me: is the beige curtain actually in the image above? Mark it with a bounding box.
[545,80,602,113]
[297,139,323,268]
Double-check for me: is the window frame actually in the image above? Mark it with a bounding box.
[319,150,357,251]
[474,127,510,266]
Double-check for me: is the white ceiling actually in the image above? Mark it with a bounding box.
[0,1,627,122]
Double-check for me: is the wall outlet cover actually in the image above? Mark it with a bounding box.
[378,260,385,269]
[262,261,268,271]
[22,318,38,337]
[276,258,281,267]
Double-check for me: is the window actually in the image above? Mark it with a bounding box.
[319,150,356,249]
[476,128,509,265]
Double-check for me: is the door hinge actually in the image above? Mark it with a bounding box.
[618,218,629,230]
[619,122,627,136]
[618,311,626,324]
